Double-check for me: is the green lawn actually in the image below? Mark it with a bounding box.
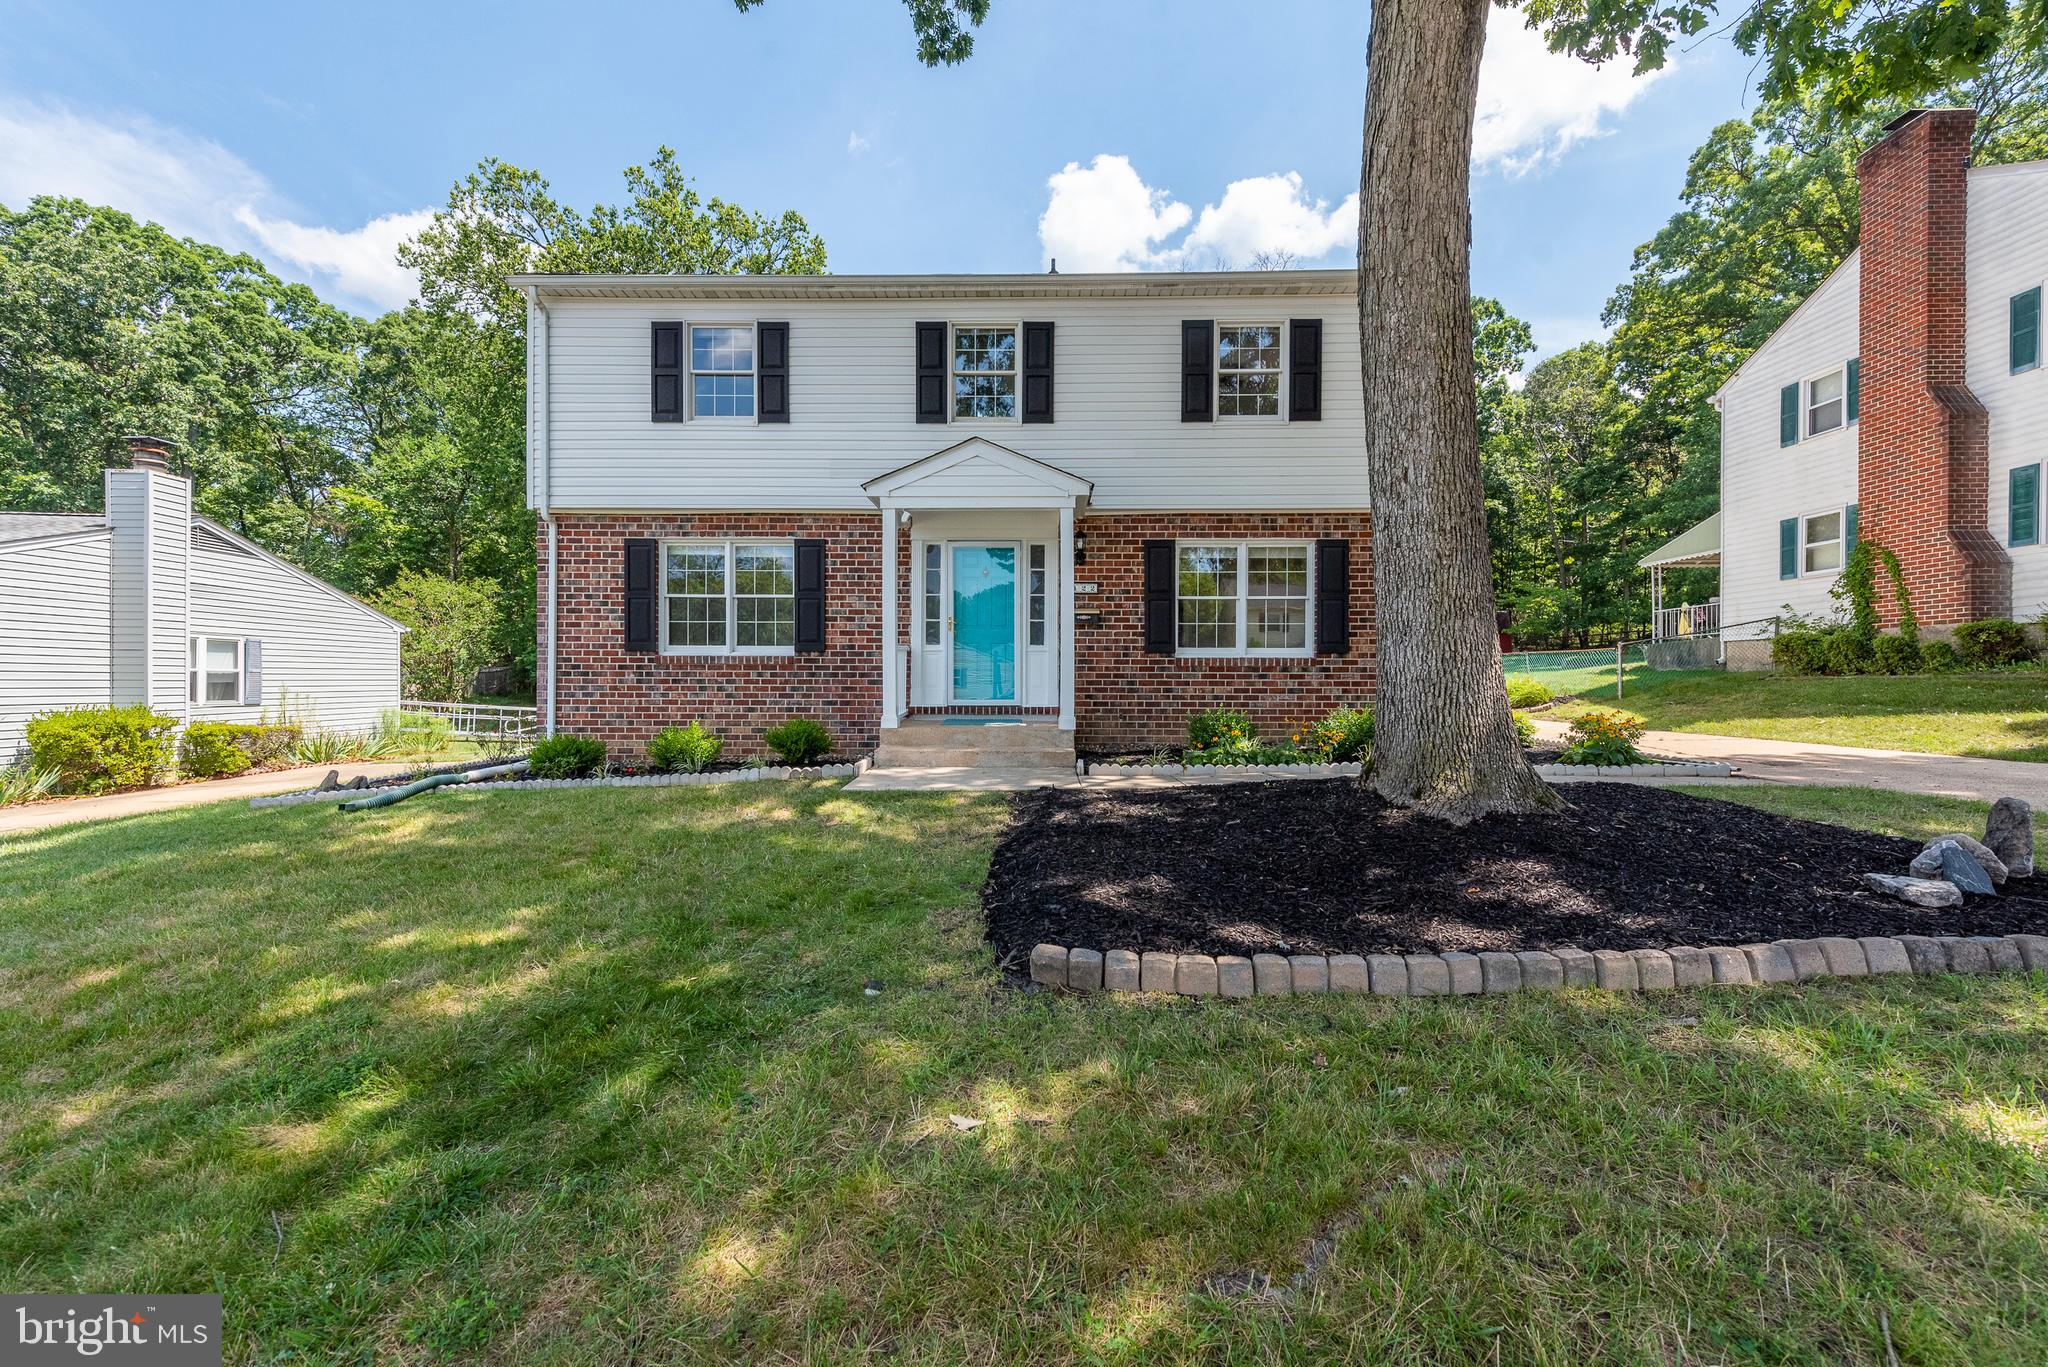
[1552,669,2048,761]
[4,783,2047,1362]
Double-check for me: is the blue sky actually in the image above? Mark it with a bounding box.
[0,0,1760,363]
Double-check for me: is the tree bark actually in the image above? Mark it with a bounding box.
[1358,0,1562,822]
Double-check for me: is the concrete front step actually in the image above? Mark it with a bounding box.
[875,719,1076,772]
[844,766,1077,792]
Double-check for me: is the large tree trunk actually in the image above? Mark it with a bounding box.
[1358,0,1562,822]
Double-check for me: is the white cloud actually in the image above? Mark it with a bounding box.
[0,95,427,312]
[1037,154,1193,271]
[1473,9,1670,176]
[1180,172,1357,268]
[846,130,872,155]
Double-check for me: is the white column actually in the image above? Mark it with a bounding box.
[880,505,901,729]
[1057,502,1077,732]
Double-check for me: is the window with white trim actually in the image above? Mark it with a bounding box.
[1217,324,1283,418]
[189,636,242,703]
[1806,368,1845,436]
[1803,510,1844,574]
[1027,543,1047,646]
[952,325,1017,418]
[1176,542,1312,655]
[691,326,755,418]
[922,544,942,646]
[662,540,795,652]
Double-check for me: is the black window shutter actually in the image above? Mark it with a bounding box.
[916,322,948,423]
[1315,539,1349,655]
[1022,321,1055,423]
[794,538,827,652]
[1289,319,1323,421]
[652,323,683,422]
[1181,320,1213,422]
[757,321,789,423]
[1142,539,1176,654]
[624,538,659,650]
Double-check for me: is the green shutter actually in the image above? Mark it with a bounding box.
[1846,503,1858,551]
[2012,464,2040,547]
[2014,287,2042,373]
[1845,358,1859,422]
[1779,517,1799,579]
[1779,383,1800,446]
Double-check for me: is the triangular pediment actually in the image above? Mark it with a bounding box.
[862,438,1092,506]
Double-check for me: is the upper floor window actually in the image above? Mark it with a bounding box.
[1807,369,1846,437]
[189,636,243,703]
[692,326,755,418]
[953,326,1017,419]
[1218,324,1282,418]
[2014,286,2042,374]
[663,540,794,652]
[1176,542,1311,655]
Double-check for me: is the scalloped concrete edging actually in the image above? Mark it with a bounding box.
[1028,933,2048,997]
[1075,758,1733,780]
[250,756,873,809]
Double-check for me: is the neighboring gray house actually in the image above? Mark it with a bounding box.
[0,440,404,763]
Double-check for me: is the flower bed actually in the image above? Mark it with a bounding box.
[251,756,872,808]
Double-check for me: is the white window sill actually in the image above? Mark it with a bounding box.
[1176,649,1315,660]
[661,648,797,658]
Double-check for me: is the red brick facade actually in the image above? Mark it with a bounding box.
[541,509,1376,758]
[1856,107,2011,624]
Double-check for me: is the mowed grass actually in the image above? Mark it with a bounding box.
[3,784,2048,1363]
[1676,781,2048,845]
[1554,669,2048,761]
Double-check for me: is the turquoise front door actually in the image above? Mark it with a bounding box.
[950,544,1017,702]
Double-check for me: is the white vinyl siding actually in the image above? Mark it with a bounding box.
[1972,165,2048,619]
[0,535,114,763]
[532,288,1368,511]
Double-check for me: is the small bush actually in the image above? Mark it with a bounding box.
[763,717,833,764]
[1771,630,1831,675]
[179,723,253,778]
[527,734,607,778]
[648,721,723,773]
[0,763,60,806]
[1923,640,1961,672]
[1559,708,1647,766]
[25,705,177,793]
[1308,706,1374,762]
[1823,631,1873,676]
[1513,711,1536,748]
[1187,708,1255,756]
[1504,676,1554,708]
[1871,634,1923,675]
[1952,617,2033,668]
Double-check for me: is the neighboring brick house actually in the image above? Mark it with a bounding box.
[1682,108,2048,652]
[516,270,1377,763]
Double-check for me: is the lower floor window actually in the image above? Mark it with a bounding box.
[190,636,242,702]
[663,541,796,652]
[1803,511,1843,573]
[1177,542,1311,654]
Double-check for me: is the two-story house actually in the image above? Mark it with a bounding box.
[1706,108,2048,650]
[515,270,1377,764]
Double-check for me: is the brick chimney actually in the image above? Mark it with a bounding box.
[1855,107,2010,625]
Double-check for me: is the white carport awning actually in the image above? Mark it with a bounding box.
[1639,512,1720,569]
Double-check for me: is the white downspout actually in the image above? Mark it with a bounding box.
[525,286,558,737]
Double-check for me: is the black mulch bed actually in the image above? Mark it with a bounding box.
[981,780,2048,958]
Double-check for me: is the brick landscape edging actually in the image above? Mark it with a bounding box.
[249,757,873,809]
[1078,759,1733,780]
[1028,933,2048,996]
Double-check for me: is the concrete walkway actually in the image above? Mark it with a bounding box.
[1529,717,2048,805]
[0,762,415,836]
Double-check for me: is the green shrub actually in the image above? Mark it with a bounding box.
[1559,708,1647,766]
[763,717,833,764]
[1871,634,1922,675]
[1308,706,1375,762]
[1823,631,1873,676]
[527,734,607,778]
[1923,640,1961,672]
[648,721,722,773]
[25,705,177,793]
[0,763,60,806]
[1771,630,1830,675]
[1513,711,1536,748]
[1186,742,1315,767]
[179,723,253,778]
[1952,618,2033,668]
[1187,708,1255,757]
[1504,676,1553,708]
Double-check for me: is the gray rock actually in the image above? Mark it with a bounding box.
[1857,937,1912,975]
[1776,939,1828,982]
[1288,955,1330,994]
[1438,951,1483,995]
[1404,954,1450,997]
[1986,796,2034,878]
[1104,949,1141,992]
[1591,950,1638,991]
[1216,955,1255,998]
[1666,947,1713,989]
[1742,943,1797,984]
[1477,951,1521,994]
[1859,872,1963,908]
[2008,934,2048,972]
[1176,954,1219,996]
[1916,841,1996,896]
[1140,951,1177,993]
[1893,935,1948,974]
[1067,947,1104,991]
[1328,954,1368,993]
[1977,936,2024,973]
[1516,951,1565,991]
[1030,944,1068,988]
[1705,946,1753,985]
[1367,954,1408,996]
[1552,946,1597,989]
[1940,937,1991,974]
[1252,953,1291,996]
[1920,832,2008,884]
[1630,948,1677,991]
[1816,936,1869,977]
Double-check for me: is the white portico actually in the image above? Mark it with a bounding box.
[862,438,1091,732]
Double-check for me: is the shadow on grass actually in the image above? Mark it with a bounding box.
[2,784,2046,1362]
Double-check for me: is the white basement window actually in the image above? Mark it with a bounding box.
[952,325,1017,418]
[691,326,756,418]
[662,541,795,653]
[189,636,243,703]
[1177,542,1312,655]
[1218,324,1283,418]
[1806,369,1845,437]
[1803,510,1844,574]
